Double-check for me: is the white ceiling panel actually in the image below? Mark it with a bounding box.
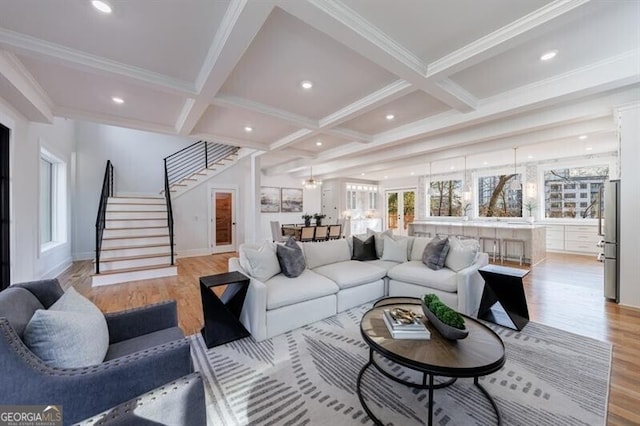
[193,105,301,145]
[296,134,353,153]
[341,91,450,135]
[341,0,552,62]
[451,1,640,99]
[0,0,227,81]
[219,7,396,120]
[19,55,184,126]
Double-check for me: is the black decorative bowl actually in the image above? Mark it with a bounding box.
[421,302,469,340]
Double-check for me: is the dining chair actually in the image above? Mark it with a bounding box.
[328,224,342,240]
[314,226,329,242]
[299,226,316,242]
[270,221,287,242]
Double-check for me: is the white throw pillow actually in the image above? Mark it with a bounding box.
[381,236,408,262]
[303,239,351,269]
[410,237,433,261]
[239,242,281,281]
[366,228,393,258]
[445,237,480,272]
[23,287,109,368]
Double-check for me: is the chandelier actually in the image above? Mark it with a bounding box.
[509,147,521,191]
[302,167,322,189]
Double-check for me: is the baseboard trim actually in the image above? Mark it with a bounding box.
[41,258,73,280]
[73,251,94,261]
[177,248,211,258]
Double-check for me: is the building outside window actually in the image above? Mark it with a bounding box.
[477,174,522,217]
[543,165,608,218]
[429,179,463,216]
[39,148,67,249]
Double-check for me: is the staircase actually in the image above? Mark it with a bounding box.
[91,196,177,286]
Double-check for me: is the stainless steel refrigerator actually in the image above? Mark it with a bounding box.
[598,180,620,302]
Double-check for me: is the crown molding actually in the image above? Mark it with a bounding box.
[55,106,177,136]
[323,127,372,143]
[318,79,413,128]
[0,50,53,122]
[190,132,271,151]
[0,28,196,96]
[430,78,477,112]
[212,95,318,129]
[270,128,314,151]
[426,0,592,79]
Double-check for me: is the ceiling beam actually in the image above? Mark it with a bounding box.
[212,94,318,129]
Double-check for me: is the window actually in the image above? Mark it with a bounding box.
[477,174,522,217]
[347,189,357,210]
[429,179,463,216]
[543,165,608,218]
[368,191,377,210]
[39,148,67,249]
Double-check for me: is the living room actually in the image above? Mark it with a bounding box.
[1,1,639,425]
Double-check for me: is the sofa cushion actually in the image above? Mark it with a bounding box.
[363,259,402,272]
[352,235,377,261]
[276,237,306,278]
[265,270,339,310]
[104,327,184,361]
[410,237,433,261]
[367,228,393,258]
[445,237,480,272]
[388,261,458,293]
[303,239,351,269]
[382,236,408,262]
[0,287,45,338]
[313,260,386,290]
[239,242,281,282]
[423,236,450,270]
[23,287,109,368]
[393,235,414,260]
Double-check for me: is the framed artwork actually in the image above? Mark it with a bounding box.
[260,186,280,213]
[281,187,303,212]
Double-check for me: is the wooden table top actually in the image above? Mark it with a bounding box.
[361,302,506,377]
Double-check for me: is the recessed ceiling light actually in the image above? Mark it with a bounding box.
[244,126,253,133]
[483,161,488,165]
[361,172,365,176]
[540,49,558,61]
[300,80,313,90]
[578,135,588,140]
[111,96,124,104]
[527,155,533,159]
[410,172,415,175]
[450,166,455,170]
[385,114,395,121]
[384,176,388,179]
[586,146,593,151]
[92,0,112,14]
[315,141,322,146]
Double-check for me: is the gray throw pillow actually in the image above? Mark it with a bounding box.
[422,236,451,270]
[352,235,377,261]
[276,237,306,278]
[23,287,109,368]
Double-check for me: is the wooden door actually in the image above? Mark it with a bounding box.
[212,188,236,253]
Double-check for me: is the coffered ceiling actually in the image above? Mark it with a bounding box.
[0,0,638,182]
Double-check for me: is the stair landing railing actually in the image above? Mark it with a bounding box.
[164,161,175,266]
[163,141,239,188]
[95,160,113,274]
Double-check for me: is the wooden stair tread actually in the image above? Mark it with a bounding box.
[109,196,163,199]
[103,234,169,240]
[92,264,175,276]
[106,218,167,221]
[106,210,167,213]
[105,226,166,230]
[100,243,173,251]
[95,253,172,263]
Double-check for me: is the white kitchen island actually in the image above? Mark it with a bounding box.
[408,220,547,266]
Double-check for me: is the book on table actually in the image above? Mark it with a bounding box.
[382,309,430,340]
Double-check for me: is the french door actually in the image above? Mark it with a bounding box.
[211,188,236,254]
[0,124,9,289]
[385,189,415,236]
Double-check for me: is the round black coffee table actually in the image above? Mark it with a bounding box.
[357,297,506,426]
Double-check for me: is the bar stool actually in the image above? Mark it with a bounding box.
[479,236,501,263]
[502,239,525,265]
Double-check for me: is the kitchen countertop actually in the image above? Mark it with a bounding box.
[411,220,546,229]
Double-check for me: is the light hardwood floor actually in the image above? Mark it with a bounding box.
[56,252,640,425]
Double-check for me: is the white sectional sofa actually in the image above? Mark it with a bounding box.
[229,236,488,342]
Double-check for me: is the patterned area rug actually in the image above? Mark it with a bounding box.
[190,303,611,426]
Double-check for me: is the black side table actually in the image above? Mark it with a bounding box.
[478,264,530,331]
[200,271,250,348]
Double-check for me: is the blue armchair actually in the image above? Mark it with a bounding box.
[0,279,200,425]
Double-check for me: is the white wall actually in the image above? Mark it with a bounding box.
[618,104,640,308]
[73,121,194,259]
[0,95,76,282]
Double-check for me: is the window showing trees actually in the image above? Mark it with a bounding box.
[39,148,67,249]
[543,165,608,218]
[429,180,464,216]
[478,174,522,217]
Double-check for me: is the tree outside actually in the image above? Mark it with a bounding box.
[430,180,463,216]
[478,174,522,217]
[543,166,608,218]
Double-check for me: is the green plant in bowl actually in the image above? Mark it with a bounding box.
[422,294,465,330]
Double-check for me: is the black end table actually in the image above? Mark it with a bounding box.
[478,264,530,331]
[200,271,250,348]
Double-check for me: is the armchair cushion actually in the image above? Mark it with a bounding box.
[23,287,109,368]
[105,327,184,361]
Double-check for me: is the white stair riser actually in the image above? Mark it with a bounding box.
[103,227,168,238]
[98,255,173,271]
[170,154,239,197]
[107,203,166,212]
[106,211,167,220]
[100,245,172,259]
[102,235,170,248]
[92,266,177,287]
[109,197,165,205]
[106,219,167,228]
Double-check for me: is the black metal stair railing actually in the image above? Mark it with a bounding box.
[163,141,240,188]
[164,161,175,266]
[95,160,113,274]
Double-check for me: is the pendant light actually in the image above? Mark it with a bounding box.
[462,155,472,200]
[302,166,321,189]
[508,147,521,191]
[426,161,433,195]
